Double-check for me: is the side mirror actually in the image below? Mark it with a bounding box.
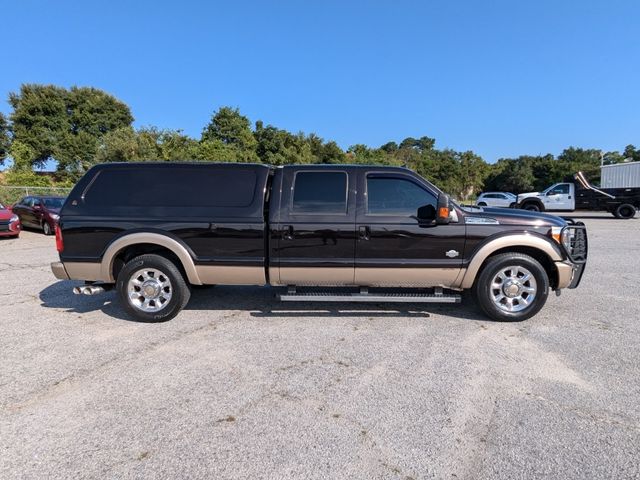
[436,193,451,225]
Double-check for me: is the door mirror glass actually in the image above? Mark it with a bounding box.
[416,204,436,221]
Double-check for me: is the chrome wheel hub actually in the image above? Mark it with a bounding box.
[490,266,537,312]
[127,268,172,313]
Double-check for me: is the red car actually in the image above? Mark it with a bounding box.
[0,202,21,238]
[12,196,65,235]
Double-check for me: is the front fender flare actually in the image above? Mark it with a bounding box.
[460,233,563,289]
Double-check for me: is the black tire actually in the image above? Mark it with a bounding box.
[42,221,53,236]
[522,202,542,212]
[117,254,191,322]
[613,204,636,219]
[509,202,516,209]
[477,202,487,207]
[473,252,549,322]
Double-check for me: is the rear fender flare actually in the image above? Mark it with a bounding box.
[101,232,202,284]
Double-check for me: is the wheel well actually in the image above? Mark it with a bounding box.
[479,246,558,289]
[521,198,543,207]
[112,243,186,281]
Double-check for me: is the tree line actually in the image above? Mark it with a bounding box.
[1,84,638,199]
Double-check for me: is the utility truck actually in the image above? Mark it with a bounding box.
[516,162,640,219]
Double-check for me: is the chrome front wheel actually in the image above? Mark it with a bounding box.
[473,252,549,322]
[490,266,537,313]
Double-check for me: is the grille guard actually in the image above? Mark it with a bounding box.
[560,220,588,264]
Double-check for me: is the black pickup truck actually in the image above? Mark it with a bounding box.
[51,163,587,322]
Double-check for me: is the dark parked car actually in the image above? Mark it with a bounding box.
[13,196,65,235]
[0,202,21,238]
[51,163,587,323]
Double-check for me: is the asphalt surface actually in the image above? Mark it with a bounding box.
[1,213,639,479]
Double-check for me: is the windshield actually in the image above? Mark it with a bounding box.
[42,198,65,209]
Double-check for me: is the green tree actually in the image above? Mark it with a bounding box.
[8,141,36,171]
[0,113,10,165]
[95,127,198,163]
[193,139,243,162]
[8,84,133,173]
[457,151,489,200]
[347,144,393,165]
[319,141,346,164]
[557,147,601,184]
[254,123,314,165]
[380,141,398,153]
[201,107,258,162]
[623,144,640,162]
[95,127,142,163]
[484,159,536,193]
[602,150,625,165]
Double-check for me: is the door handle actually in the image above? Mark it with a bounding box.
[359,225,370,240]
[282,225,294,240]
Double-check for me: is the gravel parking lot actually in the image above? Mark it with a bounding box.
[1,213,639,479]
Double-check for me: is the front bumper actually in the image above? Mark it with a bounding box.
[555,261,586,289]
[51,261,70,280]
[0,220,21,236]
[555,221,588,289]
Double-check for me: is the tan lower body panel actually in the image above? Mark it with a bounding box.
[555,261,575,289]
[356,268,465,288]
[50,262,70,280]
[278,267,354,286]
[60,262,266,286]
[196,265,266,285]
[274,267,464,288]
[63,262,104,282]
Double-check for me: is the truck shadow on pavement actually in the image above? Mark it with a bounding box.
[39,282,488,322]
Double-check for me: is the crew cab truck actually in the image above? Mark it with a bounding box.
[51,163,587,322]
[517,170,640,219]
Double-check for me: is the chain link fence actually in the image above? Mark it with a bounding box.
[0,186,73,206]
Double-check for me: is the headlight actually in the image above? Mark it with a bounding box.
[10,214,19,223]
[551,226,573,251]
[50,214,60,221]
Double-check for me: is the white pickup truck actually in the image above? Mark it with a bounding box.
[516,171,640,219]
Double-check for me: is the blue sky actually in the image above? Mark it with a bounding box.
[2,0,639,164]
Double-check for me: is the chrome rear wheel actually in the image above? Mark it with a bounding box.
[127,268,173,312]
[117,254,190,322]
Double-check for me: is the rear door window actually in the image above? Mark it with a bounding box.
[291,171,348,214]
